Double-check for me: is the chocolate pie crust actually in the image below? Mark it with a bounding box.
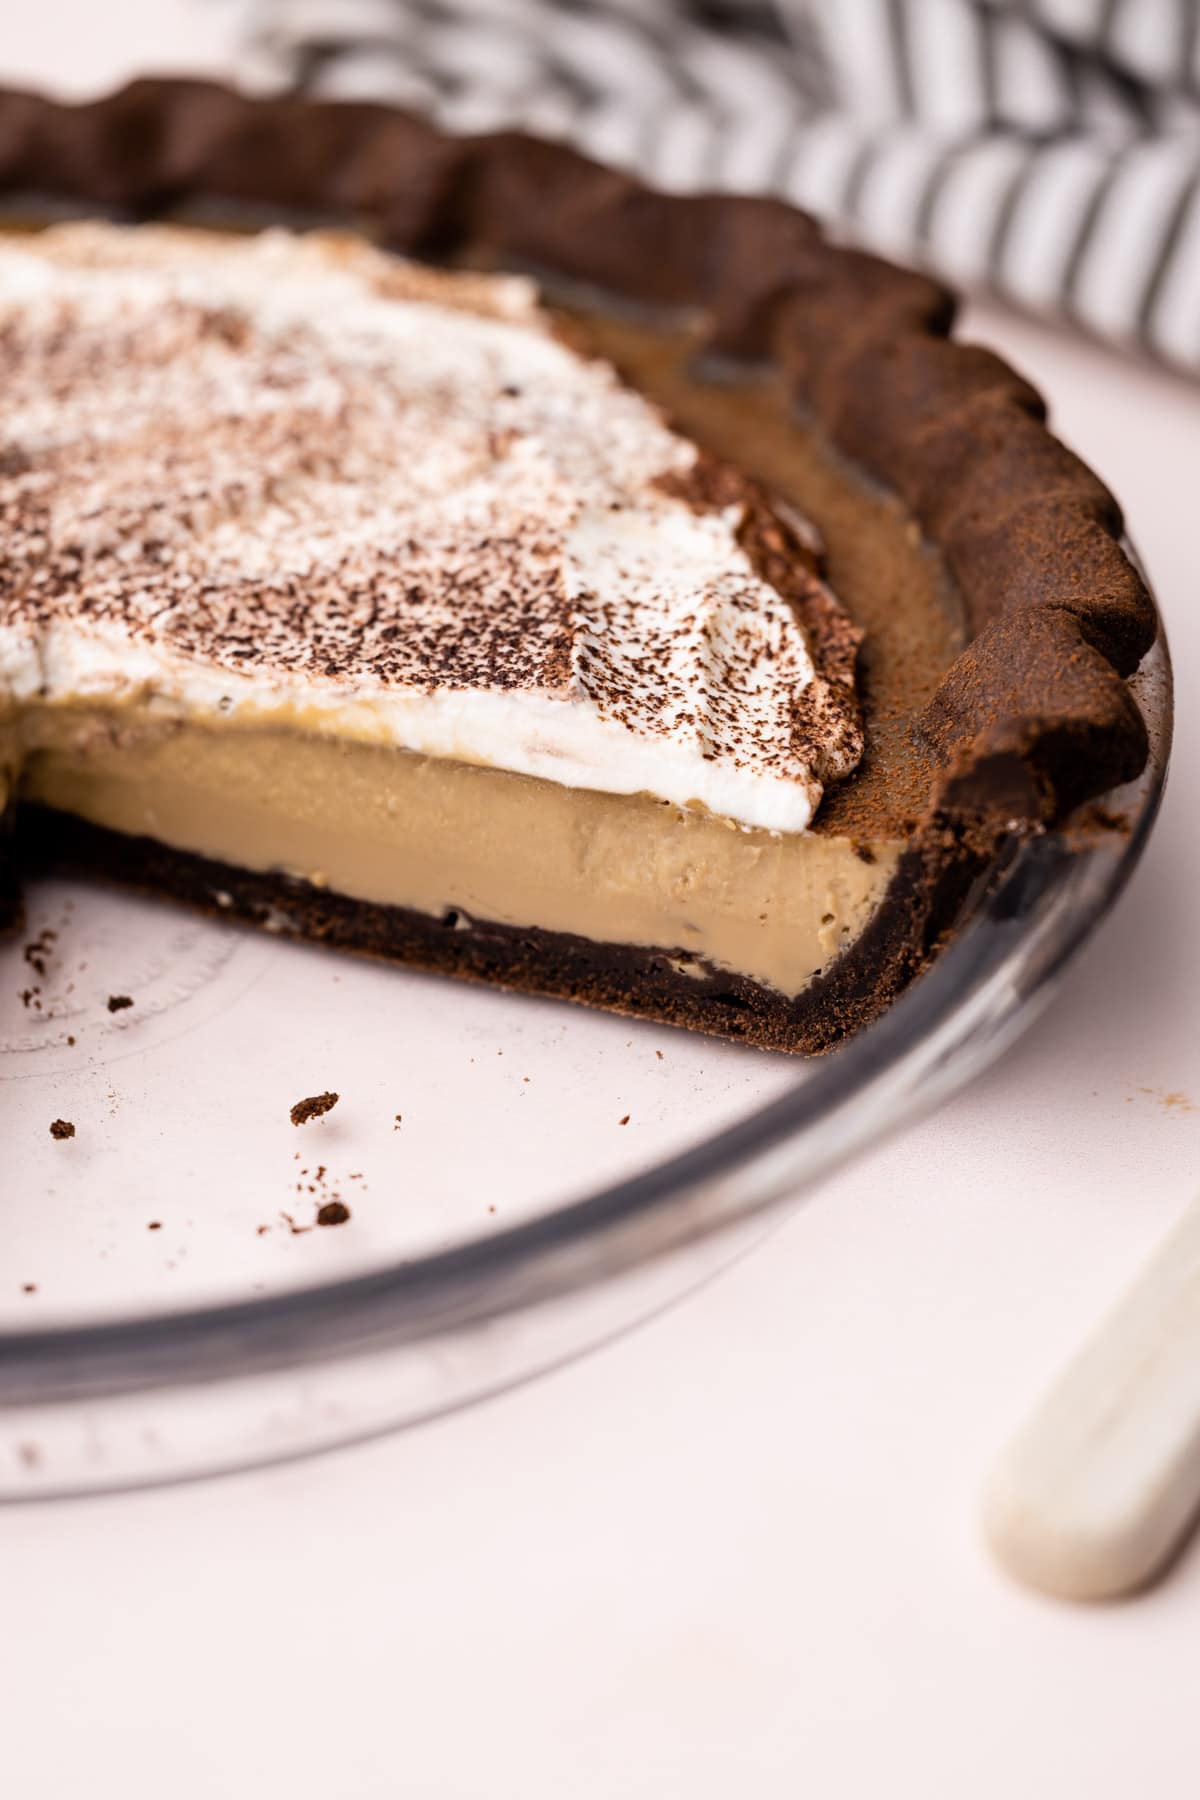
[0,81,1157,1051]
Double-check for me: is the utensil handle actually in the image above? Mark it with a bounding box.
[984,1194,1200,1601]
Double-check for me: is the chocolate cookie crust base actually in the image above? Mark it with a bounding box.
[14,807,969,1055]
[0,80,1158,1048]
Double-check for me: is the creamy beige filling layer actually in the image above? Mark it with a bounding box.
[10,708,901,997]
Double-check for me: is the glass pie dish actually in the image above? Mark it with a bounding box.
[0,602,1170,1499]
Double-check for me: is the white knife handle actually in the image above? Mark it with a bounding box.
[983,1195,1200,1602]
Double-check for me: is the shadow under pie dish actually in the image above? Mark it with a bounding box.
[0,82,1156,1054]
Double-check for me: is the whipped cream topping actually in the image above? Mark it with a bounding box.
[0,224,863,833]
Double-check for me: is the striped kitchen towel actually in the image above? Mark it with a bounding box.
[247,0,1200,371]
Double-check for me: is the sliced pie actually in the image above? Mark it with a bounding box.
[0,82,1157,1051]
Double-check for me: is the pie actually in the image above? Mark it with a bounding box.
[0,81,1156,1052]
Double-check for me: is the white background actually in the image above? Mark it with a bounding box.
[4,5,1200,1794]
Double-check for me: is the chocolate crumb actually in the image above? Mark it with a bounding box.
[655,1050,664,1060]
[49,1118,75,1140]
[66,1035,76,1046]
[106,993,134,1013]
[256,1223,270,1236]
[22,928,56,979]
[147,1221,162,1231]
[393,1113,403,1129]
[316,1200,351,1228]
[618,1114,630,1126]
[290,1090,339,1126]
[21,1282,37,1295]
[279,1210,311,1235]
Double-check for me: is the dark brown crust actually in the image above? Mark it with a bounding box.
[0,79,1158,1049]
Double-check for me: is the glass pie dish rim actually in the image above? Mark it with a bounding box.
[0,589,1171,1438]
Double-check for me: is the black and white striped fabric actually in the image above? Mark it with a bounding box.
[247,0,1200,371]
